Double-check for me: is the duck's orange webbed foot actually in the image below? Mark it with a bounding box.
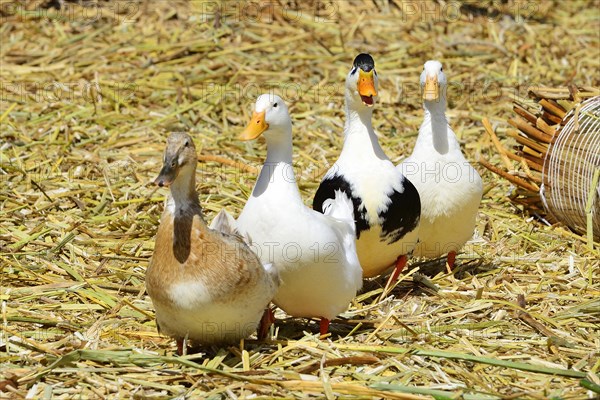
[447,251,457,273]
[390,254,407,282]
[319,318,330,338]
[257,306,275,340]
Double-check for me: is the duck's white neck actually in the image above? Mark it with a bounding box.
[264,125,293,164]
[252,123,301,200]
[167,165,201,213]
[423,93,449,154]
[342,94,387,160]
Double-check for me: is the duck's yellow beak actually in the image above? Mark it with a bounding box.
[423,75,439,101]
[239,111,268,141]
[358,69,377,98]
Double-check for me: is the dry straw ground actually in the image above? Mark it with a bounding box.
[1,0,599,398]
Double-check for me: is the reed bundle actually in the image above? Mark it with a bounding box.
[480,86,600,242]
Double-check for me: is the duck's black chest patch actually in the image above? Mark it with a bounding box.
[379,176,421,244]
[312,174,370,238]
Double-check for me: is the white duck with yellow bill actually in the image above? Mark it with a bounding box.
[398,60,483,270]
[233,94,363,337]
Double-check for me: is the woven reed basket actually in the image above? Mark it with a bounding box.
[480,86,600,242]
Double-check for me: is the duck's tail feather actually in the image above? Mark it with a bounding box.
[209,209,238,234]
[323,191,362,289]
[322,190,356,235]
[262,262,281,288]
[209,209,253,245]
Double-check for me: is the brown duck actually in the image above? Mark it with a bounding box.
[146,133,279,354]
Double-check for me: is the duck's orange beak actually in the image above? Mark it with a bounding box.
[358,69,377,106]
[239,111,268,141]
[423,75,439,101]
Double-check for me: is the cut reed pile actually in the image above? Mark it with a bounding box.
[1,1,599,398]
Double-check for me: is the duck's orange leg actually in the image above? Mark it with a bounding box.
[319,318,330,337]
[257,307,275,340]
[176,338,184,356]
[447,251,457,272]
[390,254,407,282]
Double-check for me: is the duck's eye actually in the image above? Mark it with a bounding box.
[350,67,357,75]
[441,67,443,71]
[171,160,177,168]
[184,140,190,147]
[273,102,278,108]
